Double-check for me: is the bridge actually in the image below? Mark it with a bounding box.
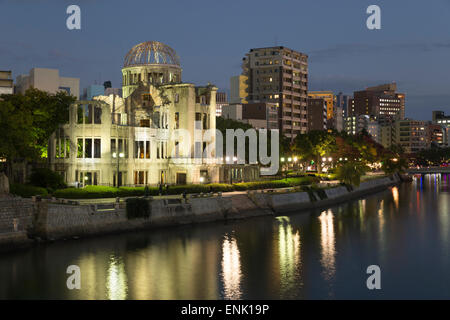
[407,167,450,174]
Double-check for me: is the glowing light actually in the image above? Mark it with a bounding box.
[281,157,285,162]
[319,210,336,281]
[391,186,399,209]
[293,157,298,162]
[322,157,327,162]
[106,255,128,300]
[278,217,302,295]
[288,157,292,162]
[199,177,205,183]
[328,157,332,162]
[221,234,242,300]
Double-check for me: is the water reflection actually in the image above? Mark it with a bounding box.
[221,234,242,300]
[2,174,450,299]
[318,210,336,281]
[106,255,128,300]
[391,186,399,209]
[276,217,302,296]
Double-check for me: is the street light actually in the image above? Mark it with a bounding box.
[113,151,125,188]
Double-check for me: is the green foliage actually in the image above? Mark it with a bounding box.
[0,88,75,162]
[126,198,150,220]
[9,184,48,198]
[29,168,67,190]
[51,177,319,199]
[292,131,336,173]
[415,147,450,166]
[335,162,368,187]
[382,158,407,175]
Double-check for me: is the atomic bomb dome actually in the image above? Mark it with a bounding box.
[122,41,182,98]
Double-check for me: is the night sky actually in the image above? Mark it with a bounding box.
[1,0,450,120]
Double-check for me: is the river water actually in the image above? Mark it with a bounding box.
[1,174,449,299]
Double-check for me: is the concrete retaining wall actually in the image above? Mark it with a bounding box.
[0,175,401,248]
[34,197,232,240]
[0,197,34,249]
[262,174,400,214]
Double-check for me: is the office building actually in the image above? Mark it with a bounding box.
[351,83,405,123]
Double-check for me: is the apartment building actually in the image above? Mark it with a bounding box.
[242,46,308,139]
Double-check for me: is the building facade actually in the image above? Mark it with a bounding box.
[49,41,226,187]
[16,68,80,99]
[83,84,105,101]
[0,71,13,95]
[215,91,228,117]
[351,83,405,123]
[222,102,278,130]
[395,119,428,154]
[308,91,335,121]
[307,98,327,131]
[230,75,248,104]
[242,46,308,139]
[432,110,450,146]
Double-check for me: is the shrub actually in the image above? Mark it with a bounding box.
[335,162,367,187]
[126,198,150,219]
[9,184,48,198]
[29,168,66,190]
[53,185,119,199]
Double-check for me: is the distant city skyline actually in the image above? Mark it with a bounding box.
[1,0,450,120]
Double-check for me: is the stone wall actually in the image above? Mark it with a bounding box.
[0,197,34,249]
[0,175,401,248]
[34,196,232,240]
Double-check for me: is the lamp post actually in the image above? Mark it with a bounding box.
[113,152,124,188]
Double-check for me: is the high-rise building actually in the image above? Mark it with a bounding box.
[0,70,13,95]
[307,98,327,131]
[427,123,445,147]
[351,83,405,123]
[242,46,308,139]
[16,68,80,99]
[215,91,228,117]
[395,119,428,154]
[308,91,335,120]
[336,92,351,118]
[432,111,450,146]
[230,75,248,104]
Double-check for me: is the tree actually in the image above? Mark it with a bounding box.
[0,89,76,176]
[293,130,335,174]
[335,161,367,187]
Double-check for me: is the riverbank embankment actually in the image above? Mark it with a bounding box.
[0,174,401,251]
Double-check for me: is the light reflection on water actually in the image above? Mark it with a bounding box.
[276,216,302,298]
[221,233,242,300]
[318,210,336,282]
[1,174,450,299]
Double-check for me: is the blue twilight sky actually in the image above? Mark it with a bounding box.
[1,0,450,120]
